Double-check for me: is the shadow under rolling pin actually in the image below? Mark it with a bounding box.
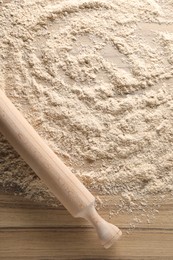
[0,89,122,248]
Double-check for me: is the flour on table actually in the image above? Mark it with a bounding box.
[0,0,173,217]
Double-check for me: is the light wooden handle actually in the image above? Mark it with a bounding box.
[0,89,122,248]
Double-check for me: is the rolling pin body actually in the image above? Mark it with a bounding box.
[0,89,121,248]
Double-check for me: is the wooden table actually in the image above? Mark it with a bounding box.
[0,192,173,259]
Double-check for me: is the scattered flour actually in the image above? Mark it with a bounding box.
[0,0,173,217]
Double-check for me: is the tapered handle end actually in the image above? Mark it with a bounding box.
[76,202,122,249]
[100,222,122,249]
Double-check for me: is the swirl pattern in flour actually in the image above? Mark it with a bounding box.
[0,0,173,214]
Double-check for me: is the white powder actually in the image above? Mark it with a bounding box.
[0,0,173,216]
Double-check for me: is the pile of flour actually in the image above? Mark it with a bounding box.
[0,0,173,214]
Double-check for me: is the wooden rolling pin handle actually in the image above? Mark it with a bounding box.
[77,202,122,248]
[0,89,122,248]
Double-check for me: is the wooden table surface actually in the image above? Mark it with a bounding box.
[0,192,173,260]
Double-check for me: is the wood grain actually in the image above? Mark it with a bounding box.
[0,192,173,259]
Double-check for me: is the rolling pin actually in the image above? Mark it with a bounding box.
[0,89,122,248]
